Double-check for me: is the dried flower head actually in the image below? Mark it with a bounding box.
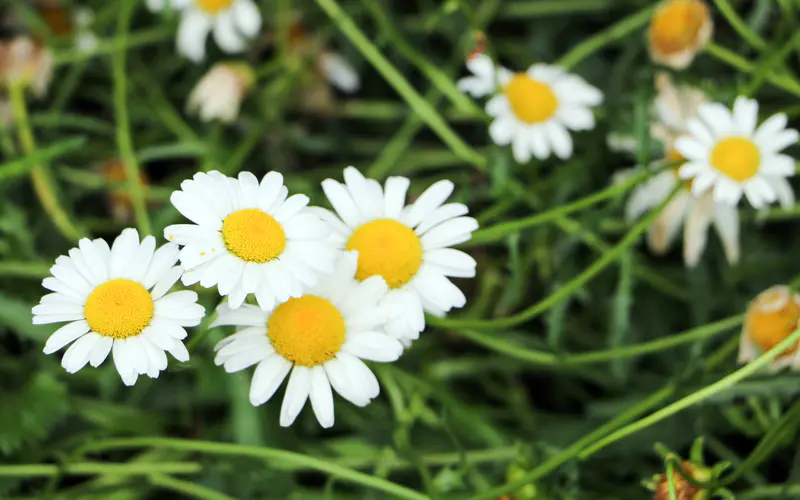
[648,0,713,69]
[99,160,150,223]
[739,285,800,371]
[186,62,255,123]
[653,461,709,500]
[0,36,54,97]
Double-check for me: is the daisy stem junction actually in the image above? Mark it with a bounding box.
[78,437,429,500]
[112,0,152,237]
[7,84,84,242]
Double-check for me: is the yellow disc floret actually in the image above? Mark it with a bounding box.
[84,279,154,339]
[195,0,232,14]
[346,219,423,289]
[746,286,800,356]
[222,209,286,263]
[503,73,558,124]
[268,295,346,367]
[649,0,709,56]
[710,137,760,182]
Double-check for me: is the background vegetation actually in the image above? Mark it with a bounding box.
[1,0,800,498]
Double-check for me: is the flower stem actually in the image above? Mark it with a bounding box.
[7,84,84,241]
[0,462,201,477]
[149,474,236,500]
[112,0,152,237]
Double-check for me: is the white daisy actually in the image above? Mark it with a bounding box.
[164,170,336,311]
[622,73,739,267]
[33,228,205,386]
[318,52,360,94]
[738,285,800,372]
[187,62,255,123]
[212,251,403,428]
[675,96,798,209]
[457,54,602,163]
[146,0,262,63]
[317,167,477,347]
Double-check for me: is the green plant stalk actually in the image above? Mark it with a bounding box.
[739,485,800,499]
[0,462,201,477]
[453,313,742,366]
[578,327,800,459]
[469,385,676,500]
[0,261,52,278]
[466,168,653,246]
[113,0,152,236]
[434,186,681,330]
[557,5,657,68]
[498,0,612,18]
[54,27,173,65]
[705,43,800,98]
[361,0,484,116]
[79,437,429,500]
[7,84,84,241]
[315,0,486,170]
[712,0,769,51]
[149,474,236,500]
[0,136,86,182]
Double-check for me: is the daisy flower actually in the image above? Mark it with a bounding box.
[33,229,205,386]
[648,0,713,70]
[186,62,255,123]
[164,170,336,311]
[623,74,739,267]
[738,285,800,372]
[318,167,478,346]
[212,251,403,428]
[146,0,262,62]
[675,96,798,208]
[456,53,602,163]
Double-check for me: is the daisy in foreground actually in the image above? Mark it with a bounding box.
[623,74,739,267]
[165,171,335,311]
[457,53,602,163]
[738,285,800,372]
[146,0,261,62]
[318,167,477,346]
[675,96,798,209]
[212,251,403,428]
[33,229,205,386]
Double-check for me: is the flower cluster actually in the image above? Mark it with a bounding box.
[34,167,477,428]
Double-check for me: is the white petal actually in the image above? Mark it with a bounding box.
[213,11,246,53]
[415,203,469,236]
[402,180,454,228]
[258,172,284,212]
[383,176,410,220]
[280,366,311,427]
[62,331,101,373]
[754,113,789,143]
[322,179,362,228]
[112,340,138,386]
[166,339,190,362]
[309,366,335,428]
[150,266,183,300]
[342,331,403,362]
[274,194,309,223]
[682,194,714,267]
[545,122,573,159]
[89,336,113,367]
[420,216,479,249]
[423,248,477,278]
[43,320,91,354]
[712,203,740,265]
[232,0,262,38]
[144,243,180,290]
[250,355,292,406]
[411,267,466,312]
[323,356,370,407]
[127,236,156,281]
[732,96,758,136]
[177,10,212,63]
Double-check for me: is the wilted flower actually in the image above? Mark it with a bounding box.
[186,62,255,123]
[0,36,54,97]
[652,460,710,500]
[621,74,739,267]
[738,285,800,371]
[99,159,150,223]
[648,0,713,70]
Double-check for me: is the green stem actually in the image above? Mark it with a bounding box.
[498,0,612,17]
[557,5,657,68]
[80,437,428,500]
[0,261,52,278]
[7,84,84,241]
[0,462,201,477]
[469,385,676,500]
[453,314,742,366]
[54,27,173,65]
[112,0,152,236]
[314,0,486,170]
[466,168,652,246]
[738,485,800,499]
[578,327,800,459]
[149,474,236,500]
[711,0,769,51]
[705,42,800,98]
[434,186,680,330]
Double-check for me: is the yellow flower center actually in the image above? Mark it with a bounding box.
[84,279,154,339]
[346,219,423,289]
[195,0,233,14]
[710,137,760,182]
[222,209,286,263]
[503,73,558,124]
[267,295,346,367]
[649,0,709,55]
[746,287,800,357]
